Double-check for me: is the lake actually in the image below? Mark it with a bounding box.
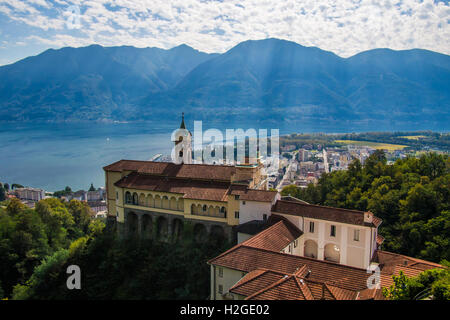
[0,118,441,192]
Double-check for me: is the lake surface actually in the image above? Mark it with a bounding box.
[0,119,443,191]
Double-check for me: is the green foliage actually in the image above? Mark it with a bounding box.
[281,152,450,263]
[53,186,72,198]
[383,268,450,300]
[0,198,95,298]
[12,232,231,300]
[0,186,5,202]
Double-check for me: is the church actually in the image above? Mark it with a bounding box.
[102,115,444,300]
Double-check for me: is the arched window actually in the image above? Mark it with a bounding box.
[203,205,207,212]
[132,193,138,205]
[125,191,132,204]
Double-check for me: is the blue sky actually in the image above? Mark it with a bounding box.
[0,0,449,66]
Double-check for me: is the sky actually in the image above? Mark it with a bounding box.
[0,0,449,66]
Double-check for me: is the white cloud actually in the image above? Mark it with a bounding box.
[0,0,449,57]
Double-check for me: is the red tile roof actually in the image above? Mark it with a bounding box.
[242,216,302,252]
[272,199,381,228]
[231,188,278,202]
[210,223,444,300]
[230,268,359,300]
[114,172,231,202]
[104,160,236,182]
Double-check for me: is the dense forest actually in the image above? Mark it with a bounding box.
[0,197,230,299]
[282,151,449,264]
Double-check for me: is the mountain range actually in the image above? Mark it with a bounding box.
[0,38,449,128]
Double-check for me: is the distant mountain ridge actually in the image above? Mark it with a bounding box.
[0,38,449,128]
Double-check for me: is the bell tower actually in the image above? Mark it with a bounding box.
[172,112,192,164]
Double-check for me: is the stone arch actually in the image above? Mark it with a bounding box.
[156,216,168,239]
[214,206,220,217]
[177,198,184,211]
[172,218,183,241]
[147,194,154,207]
[220,206,227,218]
[125,191,132,204]
[132,192,138,205]
[169,197,178,210]
[162,196,170,209]
[127,212,138,236]
[324,243,340,263]
[208,205,215,216]
[139,193,146,206]
[193,223,207,242]
[141,214,152,238]
[304,240,318,259]
[154,195,161,208]
[210,225,225,239]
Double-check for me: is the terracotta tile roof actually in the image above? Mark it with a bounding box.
[104,160,236,181]
[272,199,381,228]
[373,250,443,274]
[209,245,373,291]
[246,276,314,300]
[230,268,358,300]
[230,269,286,297]
[239,216,302,252]
[231,188,278,202]
[376,234,385,245]
[114,172,230,202]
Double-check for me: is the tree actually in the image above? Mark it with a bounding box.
[0,187,5,202]
[6,198,26,216]
[4,183,10,191]
[383,267,450,300]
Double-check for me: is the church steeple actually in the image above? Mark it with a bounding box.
[180,112,186,129]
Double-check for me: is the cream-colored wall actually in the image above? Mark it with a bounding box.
[239,200,272,224]
[272,211,374,269]
[226,196,240,226]
[105,171,124,217]
[211,265,246,300]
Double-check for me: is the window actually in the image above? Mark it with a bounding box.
[203,205,207,212]
[234,195,240,200]
[218,285,223,294]
[294,239,298,248]
[309,222,315,233]
[116,211,119,217]
[235,211,239,219]
[116,192,119,199]
[242,201,246,205]
[125,192,132,204]
[263,214,267,221]
[218,267,223,278]
[330,225,336,237]
[354,229,360,241]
